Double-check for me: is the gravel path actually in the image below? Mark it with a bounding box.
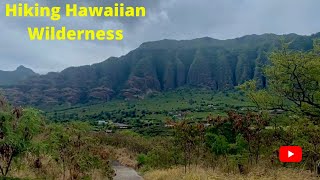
[113,162,143,180]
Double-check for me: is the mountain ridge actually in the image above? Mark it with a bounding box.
[0,66,38,86]
[2,33,319,106]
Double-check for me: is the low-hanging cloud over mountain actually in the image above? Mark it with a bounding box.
[1,0,320,73]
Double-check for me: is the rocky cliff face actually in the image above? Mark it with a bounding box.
[3,33,319,106]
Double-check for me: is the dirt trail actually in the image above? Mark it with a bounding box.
[113,162,143,180]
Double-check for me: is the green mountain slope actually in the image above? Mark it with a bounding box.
[3,33,320,106]
[0,66,38,86]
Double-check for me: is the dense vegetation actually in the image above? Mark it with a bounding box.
[0,96,115,179]
[45,89,253,136]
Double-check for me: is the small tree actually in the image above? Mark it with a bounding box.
[0,96,44,177]
[239,40,320,174]
[170,120,205,173]
[266,42,320,118]
[205,133,230,159]
[47,122,114,180]
[243,41,320,118]
[290,119,320,174]
[229,111,267,164]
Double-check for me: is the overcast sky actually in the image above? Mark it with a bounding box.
[1,0,320,73]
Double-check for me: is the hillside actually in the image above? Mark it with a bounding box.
[0,66,38,86]
[3,33,319,106]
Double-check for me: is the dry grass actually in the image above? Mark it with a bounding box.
[10,152,111,180]
[5,146,133,179]
[11,153,61,179]
[143,166,319,180]
[108,146,138,168]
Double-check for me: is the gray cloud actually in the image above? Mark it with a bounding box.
[1,0,320,73]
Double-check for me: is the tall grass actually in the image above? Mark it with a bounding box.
[143,166,318,180]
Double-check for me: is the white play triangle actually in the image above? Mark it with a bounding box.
[288,151,294,158]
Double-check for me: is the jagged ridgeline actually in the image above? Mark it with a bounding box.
[3,33,320,106]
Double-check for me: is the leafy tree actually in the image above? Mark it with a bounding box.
[205,112,266,172]
[228,111,267,164]
[265,41,320,118]
[0,97,44,177]
[240,40,320,174]
[238,80,283,111]
[205,134,230,158]
[290,118,320,173]
[170,120,205,173]
[47,122,114,180]
[239,40,320,119]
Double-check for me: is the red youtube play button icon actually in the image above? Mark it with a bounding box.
[279,146,302,163]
